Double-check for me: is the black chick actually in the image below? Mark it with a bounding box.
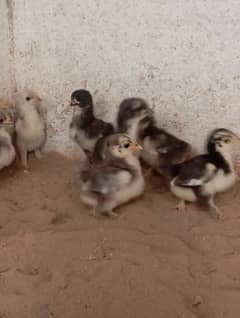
[69,89,114,155]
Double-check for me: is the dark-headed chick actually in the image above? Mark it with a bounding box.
[117,97,154,142]
[170,128,240,219]
[140,125,192,177]
[69,89,114,155]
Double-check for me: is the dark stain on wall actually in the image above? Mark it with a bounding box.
[6,0,17,93]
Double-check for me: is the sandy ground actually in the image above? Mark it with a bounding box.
[0,153,240,318]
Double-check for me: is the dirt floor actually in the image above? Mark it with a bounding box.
[0,153,240,318]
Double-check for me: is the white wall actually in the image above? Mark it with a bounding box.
[3,0,240,152]
[0,0,15,97]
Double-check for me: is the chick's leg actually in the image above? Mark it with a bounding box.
[96,199,118,218]
[198,193,223,220]
[90,206,99,218]
[35,149,43,160]
[208,197,223,220]
[19,147,28,172]
[107,211,119,218]
[175,200,186,212]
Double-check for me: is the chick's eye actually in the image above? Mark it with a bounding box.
[124,143,130,148]
[26,97,31,101]
[224,139,229,143]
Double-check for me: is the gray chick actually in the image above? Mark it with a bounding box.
[117,97,154,142]
[80,133,145,217]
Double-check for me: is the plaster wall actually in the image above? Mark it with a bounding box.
[0,0,14,97]
[3,0,240,152]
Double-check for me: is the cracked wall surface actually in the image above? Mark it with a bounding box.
[2,0,240,152]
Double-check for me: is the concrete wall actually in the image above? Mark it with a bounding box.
[3,0,240,152]
[0,0,15,97]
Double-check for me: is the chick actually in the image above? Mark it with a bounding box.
[91,135,108,164]
[170,128,240,219]
[140,125,192,177]
[117,97,154,142]
[69,89,114,156]
[116,97,191,177]
[91,132,131,165]
[79,134,145,217]
[15,90,47,171]
[0,110,16,170]
[0,98,16,136]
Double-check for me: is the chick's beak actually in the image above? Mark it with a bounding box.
[233,134,240,144]
[70,101,80,107]
[130,143,143,152]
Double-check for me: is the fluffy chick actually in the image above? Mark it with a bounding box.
[15,90,47,170]
[117,97,154,142]
[140,125,192,177]
[170,128,240,219]
[69,89,114,156]
[79,134,144,217]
